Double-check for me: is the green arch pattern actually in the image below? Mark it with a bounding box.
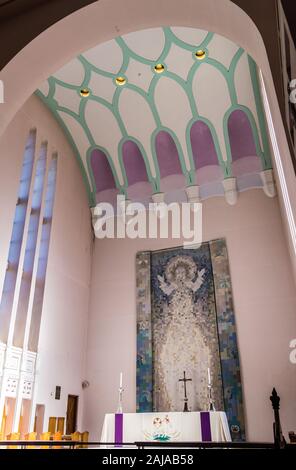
[36,27,272,206]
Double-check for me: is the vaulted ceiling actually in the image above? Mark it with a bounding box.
[37,26,274,207]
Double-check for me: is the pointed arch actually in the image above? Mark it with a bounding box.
[227,109,258,161]
[154,130,183,178]
[190,120,220,169]
[121,140,149,185]
[89,148,117,193]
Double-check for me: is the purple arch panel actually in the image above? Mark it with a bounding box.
[190,120,219,169]
[90,149,117,192]
[228,110,258,161]
[155,131,183,178]
[122,140,149,185]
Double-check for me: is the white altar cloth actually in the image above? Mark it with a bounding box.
[101,411,231,444]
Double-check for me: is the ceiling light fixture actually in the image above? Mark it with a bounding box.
[154,63,165,74]
[80,88,90,97]
[115,76,127,86]
[195,50,206,60]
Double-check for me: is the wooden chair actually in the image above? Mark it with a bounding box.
[0,431,5,448]
[1,411,6,440]
[7,432,20,449]
[48,417,56,435]
[25,432,37,449]
[40,431,52,449]
[53,431,62,448]
[81,431,89,447]
[57,417,65,435]
[71,431,81,448]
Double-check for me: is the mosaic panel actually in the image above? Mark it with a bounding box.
[136,251,153,412]
[136,239,245,441]
[209,239,245,440]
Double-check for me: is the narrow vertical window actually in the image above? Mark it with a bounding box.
[28,155,57,352]
[13,144,47,348]
[0,131,36,343]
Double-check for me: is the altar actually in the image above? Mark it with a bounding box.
[101,411,231,444]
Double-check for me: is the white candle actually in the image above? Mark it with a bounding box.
[207,368,211,385]
[119,372,123,389]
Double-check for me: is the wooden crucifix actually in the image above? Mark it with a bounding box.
[179,371,192,412]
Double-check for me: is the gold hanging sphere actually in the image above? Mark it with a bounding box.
[154,63,165,74]
[115,76,127,86]
[80,88,90,97]
[195,50,206,60]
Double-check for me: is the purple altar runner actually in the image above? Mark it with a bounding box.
[200,412,212,441]
[114,413,123,445]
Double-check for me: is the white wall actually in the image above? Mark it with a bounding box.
[0,94,93,433]
[84,190,296,442]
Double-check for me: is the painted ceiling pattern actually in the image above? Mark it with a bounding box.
[37,27,273,207]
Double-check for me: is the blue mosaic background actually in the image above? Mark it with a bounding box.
[136,252,153,412]
[209,239,245,441]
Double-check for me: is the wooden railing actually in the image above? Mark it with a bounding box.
[0,440,140,449]
[135,441,277,449]
[0,440,294,449]
[0,440,81,449]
